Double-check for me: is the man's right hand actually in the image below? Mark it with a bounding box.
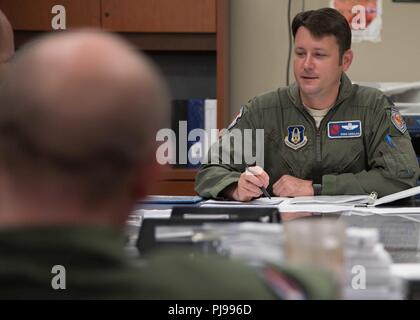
[225,166,270,202]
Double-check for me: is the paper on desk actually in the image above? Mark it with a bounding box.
[286,195,369,205]
[372,185,420,206]
[155,226,195,241]
[391,264,420,280]
[202,197,287,207]
[352,206,420,215]
[132,209,172,219]
[284,186,420,207]
[279,200,420,215]
[278,201,356,213]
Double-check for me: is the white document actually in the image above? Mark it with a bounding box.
[132,209,172,219]
[287,185,420,207]
[287,195,369,205]
[372,185,420,206]
[352,207,420,215]
[202,197,287,207]
[391,264,420,280]
[278,200,356,213]
[279,203,420,216]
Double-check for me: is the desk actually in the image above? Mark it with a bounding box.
[278,198,420,262]
[130,198,420,299]
[332,213,420,264]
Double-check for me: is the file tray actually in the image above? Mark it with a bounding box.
[136,218,227,255]
[171,206,280,223]
[137,207,280,255]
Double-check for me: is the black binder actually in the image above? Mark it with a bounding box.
[136,206,280,255]
[171,206,280,223]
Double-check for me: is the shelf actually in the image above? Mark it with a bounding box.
[102,0,216,33]
[160,168,198,181]
[149,180,196,195]
[0,0,101,30]
[122,33,216,51]
[150,168,198,196]
[13,31,216,52]
[2,0,229,196]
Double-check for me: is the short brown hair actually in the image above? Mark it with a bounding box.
[292,8,351,62]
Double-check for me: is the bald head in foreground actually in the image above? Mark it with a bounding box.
[0,9,14,78]
[1,30,330,299]
[0,30,168,228]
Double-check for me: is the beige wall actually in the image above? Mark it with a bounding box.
[230,0,420,119]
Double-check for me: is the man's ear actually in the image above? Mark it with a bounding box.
[342,49,353,72]
[131,154,168,200]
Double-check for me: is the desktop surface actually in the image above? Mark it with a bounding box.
[313,212,420,264]
[131,200,420,299]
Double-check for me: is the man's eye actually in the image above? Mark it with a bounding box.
[315,53,326,57]
[296,52,305,57]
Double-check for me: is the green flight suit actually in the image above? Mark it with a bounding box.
[195,73,419,198]
[0,225,336,299]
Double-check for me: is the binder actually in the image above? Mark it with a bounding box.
[137,195,203,204]
[204,99,217,154]
[187,99,205,168]
[171,100,188,168]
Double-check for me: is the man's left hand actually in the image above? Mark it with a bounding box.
[272,175,314,197]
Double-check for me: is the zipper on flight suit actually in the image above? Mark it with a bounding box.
[312,120,322,183]
[300,104,340,184]
[294,79,349,183]
[315,129,322,162]
[299,108,322,183]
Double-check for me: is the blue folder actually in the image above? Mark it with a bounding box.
[137,195,203,204]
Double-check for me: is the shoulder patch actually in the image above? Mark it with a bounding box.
[227,106,245,130]
[390,107,407,134]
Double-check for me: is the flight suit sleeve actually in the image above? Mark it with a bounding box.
[195,103,260,199]
[322,96,419,197]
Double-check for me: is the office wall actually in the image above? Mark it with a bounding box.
[230,0,420,119]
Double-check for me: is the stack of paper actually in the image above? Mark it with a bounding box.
[171,223,405,299]
[201,197,287,208]
[343,228,404,300]
[278,186,420,213]
[200,222,285,266]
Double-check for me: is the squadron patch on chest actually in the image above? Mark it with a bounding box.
[327,120,362,139]
[284,125,308,150]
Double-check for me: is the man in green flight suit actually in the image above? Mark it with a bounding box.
[0,30,336,299]
[196,8,419,201]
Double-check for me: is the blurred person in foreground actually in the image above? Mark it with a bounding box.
[0,30,335,299]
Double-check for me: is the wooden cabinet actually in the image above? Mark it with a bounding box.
[0,0,101,30]
[0,0,229,195]
[102,0,216,33]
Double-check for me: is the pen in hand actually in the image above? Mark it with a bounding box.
[244,164,271,199]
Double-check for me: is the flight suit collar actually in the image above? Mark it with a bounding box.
[287,73,354,109]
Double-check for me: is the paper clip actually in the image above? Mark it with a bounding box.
[367,191,378,205]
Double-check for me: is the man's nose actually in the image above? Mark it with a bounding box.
[303,55,314,70]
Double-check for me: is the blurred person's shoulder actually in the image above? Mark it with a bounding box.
[134,249,278,299]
